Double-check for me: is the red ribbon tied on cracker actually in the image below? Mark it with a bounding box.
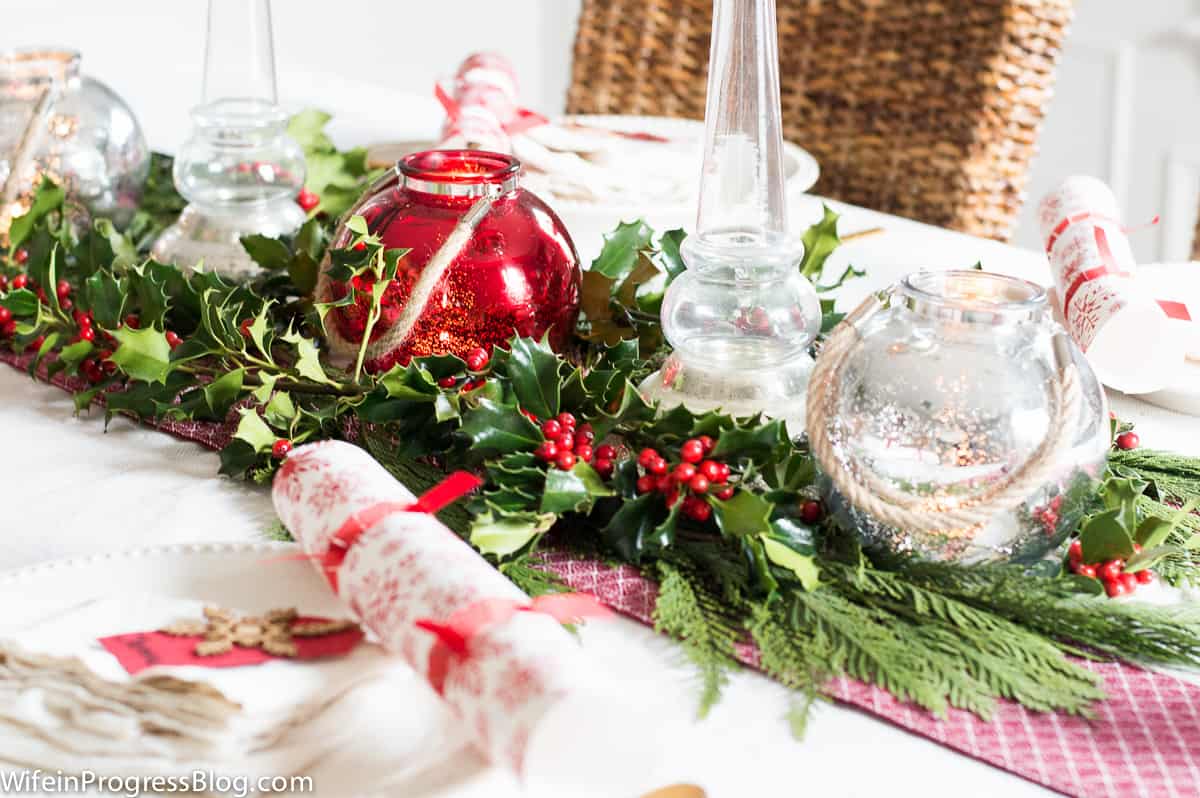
[320,470,483,592]
[415,593,612,695]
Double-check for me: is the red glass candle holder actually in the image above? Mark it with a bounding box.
[317,149,581,372]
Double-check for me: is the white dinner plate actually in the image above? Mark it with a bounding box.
[0,542,503,798]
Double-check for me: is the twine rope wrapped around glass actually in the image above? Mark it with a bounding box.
[806,287,1085,536]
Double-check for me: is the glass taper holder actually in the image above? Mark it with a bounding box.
[640,0,821,430]
[151,0,305,279]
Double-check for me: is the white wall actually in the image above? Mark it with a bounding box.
[4,0,1195,256]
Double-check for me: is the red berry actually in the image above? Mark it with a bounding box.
[576,423,595,442]
[0,274,6,290]
[1116,431,1140,450]
[594,457,614,478]
[535,441,559,462]
[556,411,577,429]
[699,460,724,483]
[555,451,576,471]
[595,444,617,461]
[541,420,562,439]
[1098,559,1124,582]
[296,188,320,212]
[81,357,102,383]
[36,287,47,302]
[239,318,253,338]
[636,475,656,494]
[1076,564,1097,579]
[463,377,486,391]
[697,435,715,454]
[1068,539,1082,564]
[101,359,117,376]
[714,486,735,500]
[656,475,675,494]
[556,433,575,452]
[800,500,823,524]
[96,348,112,360]
[673,462,697,482]
[123,313,140,329]
[165,331,182,349]
[56,279,71,300]
[1105,579,1128,598]
[73,308,91,326]
[1136,569,1155,585]
[465,347,490,371]
[575,444,593,463]
[716,462,731,482]
[1119,572,1137,593]
[638,448,659,468]
[682,495,712,522]
[689,474,710,494]
[647,456,668,475]
[0,319,15,338]
[0,306,10,325]
[27,334,44,352]
[1133,542,1143,554]
[437,376,457,388]
[10,273,27,290]
[353,241,367,251]
[13,248,28,264]
[680,439,704,463]
[77,326,95,342]
[664,487,681,508]
[271,439,293,459]
[59,297,72,311]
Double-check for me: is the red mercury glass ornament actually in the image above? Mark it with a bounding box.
[317,149,581,371]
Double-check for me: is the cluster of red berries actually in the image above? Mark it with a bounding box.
[296,188,320,213]
[1068,539,1153,597]
[635,437,734,522]
[533,411,607,473]
[433,347,491,392]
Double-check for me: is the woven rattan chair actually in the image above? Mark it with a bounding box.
[567,0,1074,241]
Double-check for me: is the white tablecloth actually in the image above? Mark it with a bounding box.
[1,179,1196,796]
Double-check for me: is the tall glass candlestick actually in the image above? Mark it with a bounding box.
[151,0,305,279]
[641,0,821,429]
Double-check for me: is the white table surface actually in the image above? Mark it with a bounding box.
[2,125,1198,797]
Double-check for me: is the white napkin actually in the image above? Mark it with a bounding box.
[0,595,413,780]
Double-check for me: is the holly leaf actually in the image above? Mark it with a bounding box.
[83,271,125,329]
[649,228,688,282]
[799,204,841,280]
[602,493,670,563]
[581,270,616,323]
[458,399,541,459]
[1079,507,1136,564]
[202,368,245,418]
[713,491,774,538]
[505,335,561,418]
[8,178,64,253]
[470,510,556,558]
[377,361,439,401]
[711,419,789,463]
[761,535,821,591]
[240,235,292,271]
[233,407,277,453]
[0,288,38,317]
[288,109,336,152]
[218,440,260,478]
[127,262,171,330]
[590,220,654,279]
[540,462,615,515]
[251,372,279,403]
[1101,477,1147,534]
[282,328,335,385]
[92,219,139,269]
[264,390,297,427]
[109,325,172,384]
[57,339,94,369]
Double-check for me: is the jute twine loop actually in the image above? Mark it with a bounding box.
[805,294,1082,534]
[315,171,498,365]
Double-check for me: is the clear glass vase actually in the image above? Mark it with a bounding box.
[641,0,821,429]
[0,48,149,241]
[817,270,1110,564]
[151,0,305,278]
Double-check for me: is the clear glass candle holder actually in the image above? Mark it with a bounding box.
[816,270,1110,564]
